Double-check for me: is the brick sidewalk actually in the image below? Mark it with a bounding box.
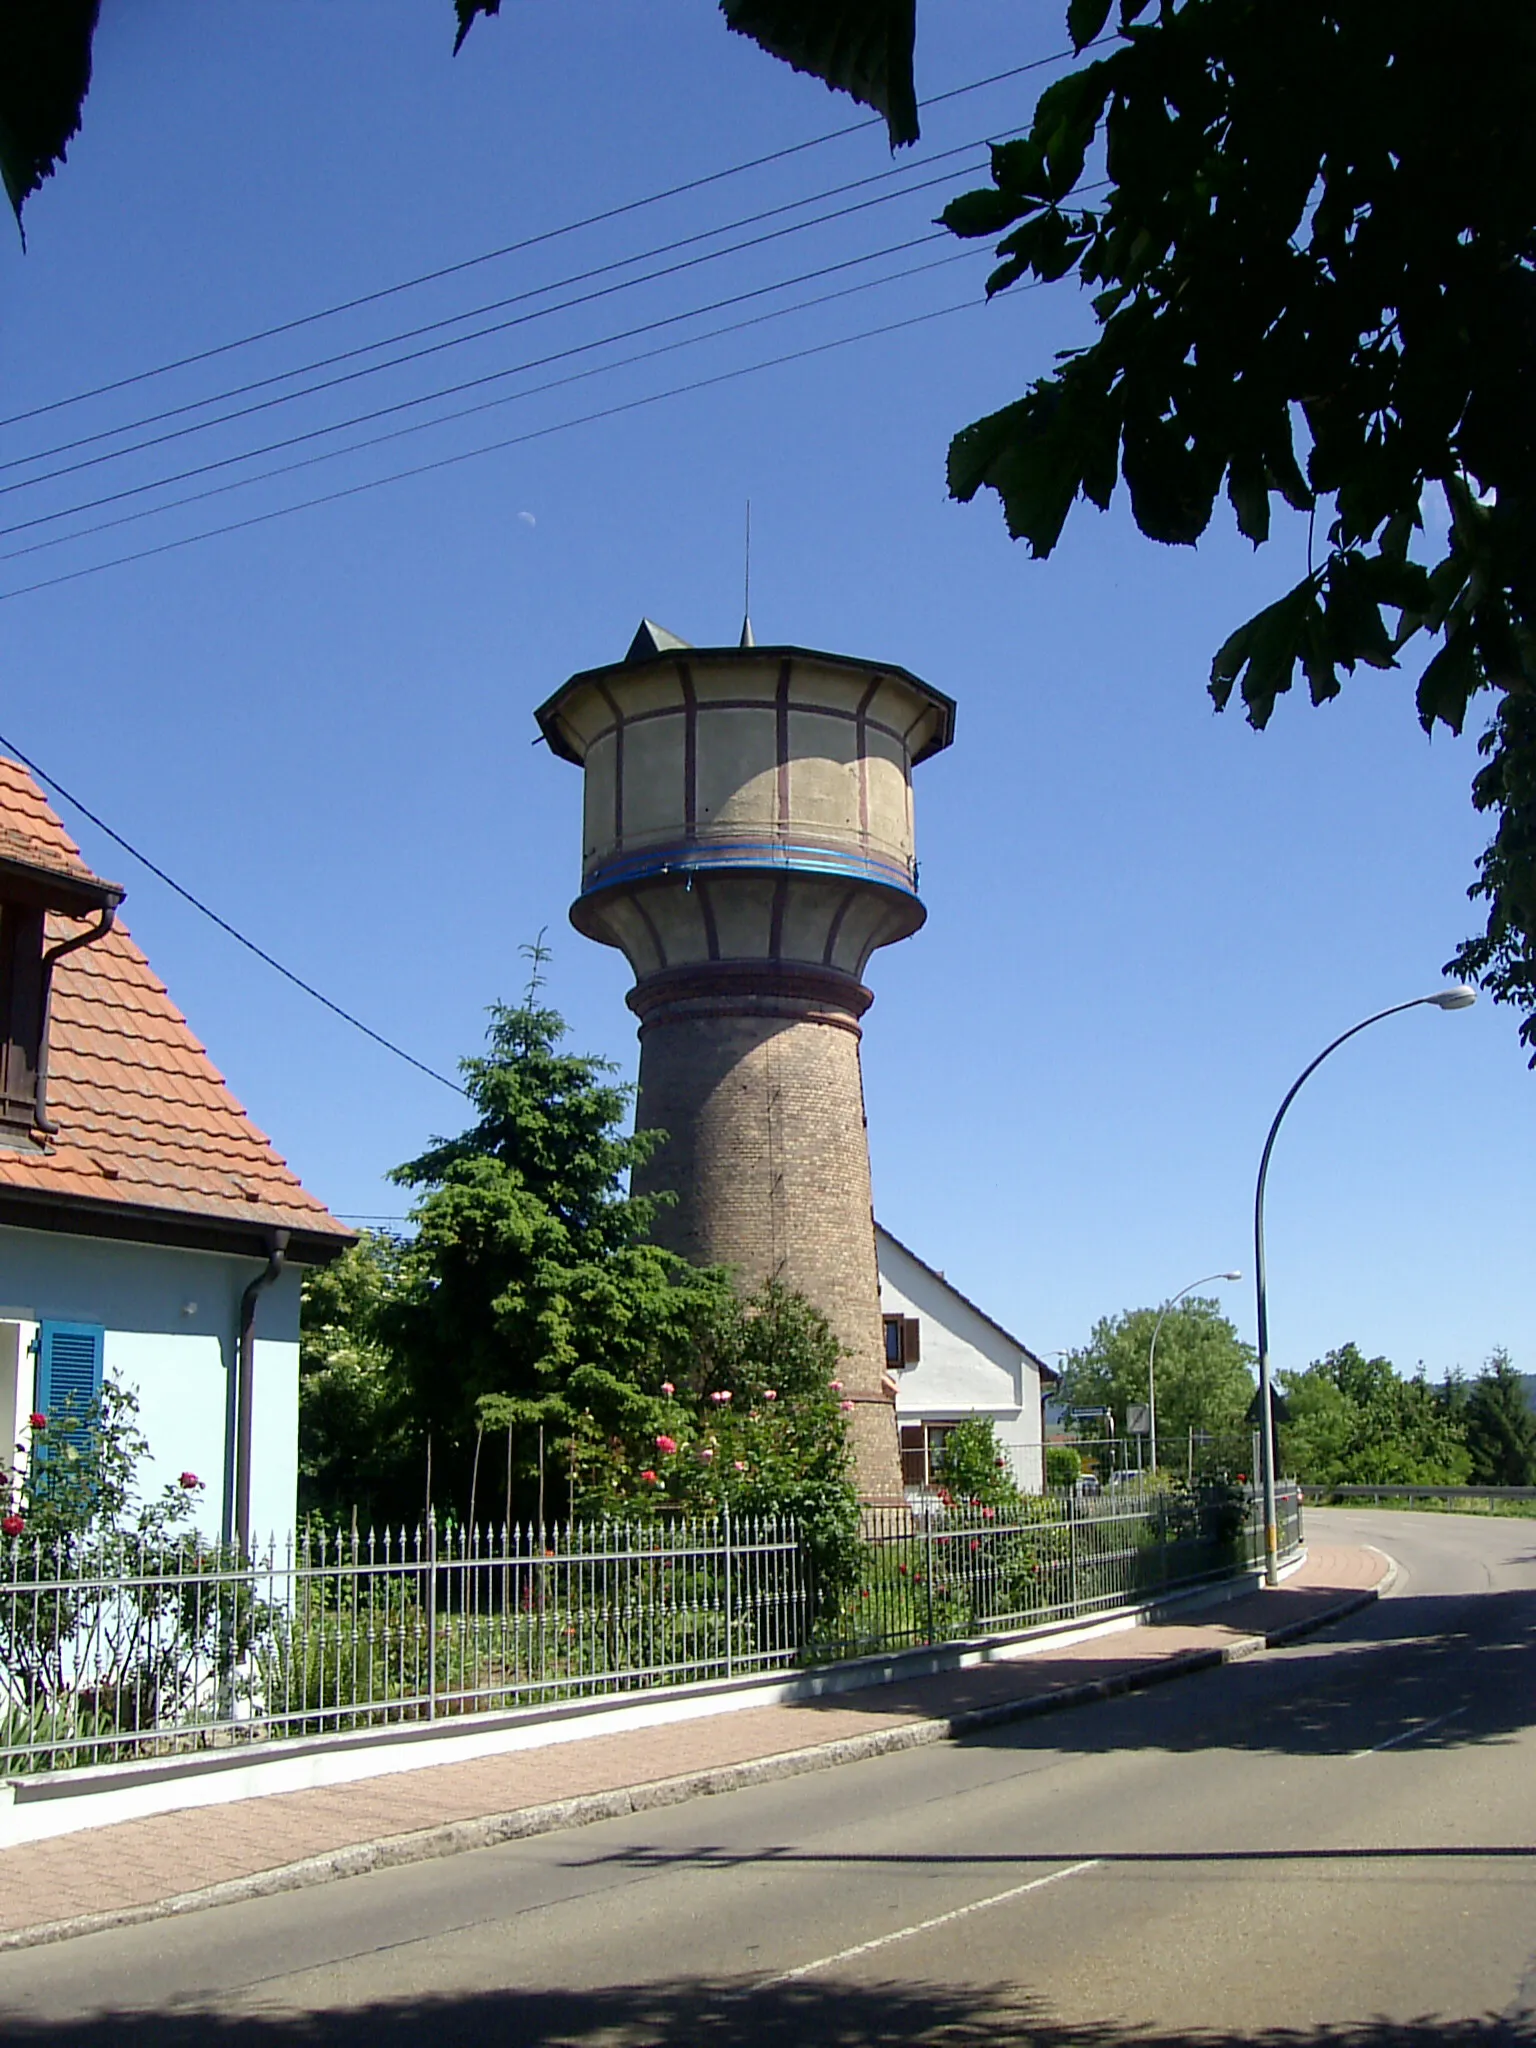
[0,1543,1389,1948]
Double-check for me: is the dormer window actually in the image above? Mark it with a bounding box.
[0,850,122,1148]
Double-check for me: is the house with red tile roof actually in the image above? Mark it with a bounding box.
[0,757,352,1547]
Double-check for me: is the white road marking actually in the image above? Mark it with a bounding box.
[1351,1706,1464,1758]
[754,1858,1102,1988]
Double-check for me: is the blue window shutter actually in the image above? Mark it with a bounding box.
[37,1322,104,1446]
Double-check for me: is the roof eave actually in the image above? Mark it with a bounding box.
[0,1185,356,1265]
[535,644,957,765]
[0,853,125,917]
[876,1220,1054,1375]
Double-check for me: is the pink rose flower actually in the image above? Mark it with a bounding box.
[179,1471,202,1490]
[655,1435,678,1455]
[660,1382,675,1397]
[697,1446,715,1463]
[640,1469,659,1485]
[733,1460,747,1472]
[829,1381,843,1392]
[763,1390,777,1402]
[839,1400,855,1414]
[710,1389,732,1405]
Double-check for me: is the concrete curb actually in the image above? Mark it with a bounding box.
[0,1560,1396,1956]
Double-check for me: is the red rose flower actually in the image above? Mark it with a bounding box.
[179,1471,202,1490]
[1,1513,23,1537]
[28,1413,46,1432]
[639,1469,659,1485]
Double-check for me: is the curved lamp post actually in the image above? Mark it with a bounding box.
[1253,985,1477,1585]
[1147,1271,1242,1476]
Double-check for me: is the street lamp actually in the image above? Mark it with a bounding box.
[1253,984,1477,1586]
[1147,1270,1243,1477]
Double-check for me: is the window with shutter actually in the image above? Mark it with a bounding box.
[36,1321,105,1451]
[899,1425,926,1488]
[903,1317,921,1364]
[0,901,46,1138]
[883,1315,905,1366]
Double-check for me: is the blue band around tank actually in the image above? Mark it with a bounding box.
[581,838,917,897]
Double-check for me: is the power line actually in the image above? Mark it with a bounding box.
[0,291,989,602]
[0,46,1078,433]
[0,135,1001,480]
[0,729,467,1096]
[0,230,959,546]
[0,246,984,567]
[0,158,986,507]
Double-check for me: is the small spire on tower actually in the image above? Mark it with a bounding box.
[739,497,754,648]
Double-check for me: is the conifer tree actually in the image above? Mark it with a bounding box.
[1463,1350,1536,1487]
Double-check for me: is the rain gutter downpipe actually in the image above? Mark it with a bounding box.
[34,904,117,1134]
[233,1229,290,1557]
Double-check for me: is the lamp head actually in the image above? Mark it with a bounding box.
[1427,985,1477,1011]
[1221,1270,1243,1282]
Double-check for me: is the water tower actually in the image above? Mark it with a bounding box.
[536,621,954,1502]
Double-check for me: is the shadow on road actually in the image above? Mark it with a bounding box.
[781,1588,1536,1762]
[0,1979,1529,2045]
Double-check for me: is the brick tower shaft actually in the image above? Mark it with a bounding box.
[629,965,895,1492]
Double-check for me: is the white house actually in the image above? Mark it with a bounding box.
[0,757,352,1548]
[876,1223,1057,1495]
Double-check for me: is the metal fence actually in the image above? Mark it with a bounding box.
[828,1482,1302,1660]
[0,1484,1300,1776]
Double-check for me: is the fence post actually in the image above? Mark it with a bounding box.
[426,1516,438,1724]
[924,1513,935,1645]
[722,1504,734,1680]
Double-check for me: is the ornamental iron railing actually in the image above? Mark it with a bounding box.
[0,1484,1301,1776]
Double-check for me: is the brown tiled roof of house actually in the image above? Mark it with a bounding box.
[0,758,352,1257]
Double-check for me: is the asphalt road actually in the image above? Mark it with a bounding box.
[1,1507,1532,2047]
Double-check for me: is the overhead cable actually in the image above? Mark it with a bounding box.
[0,137,1001,479]
[0,160,988,503]
[0,292,990,603]
[0,728,467,1095]
[0,247,984,567]
[0,45,1079,432]
[0,231,961,545]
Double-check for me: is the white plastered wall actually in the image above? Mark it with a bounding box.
[0,1225,302,1547]
[877,1229,1046,1493]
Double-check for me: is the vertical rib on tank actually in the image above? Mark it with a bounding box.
[536,621,955,1504]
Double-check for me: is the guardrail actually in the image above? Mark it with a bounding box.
[0,1483,1301,1778]
[1314,1484,1536,1503]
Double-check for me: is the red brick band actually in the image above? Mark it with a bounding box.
[627,960,872,1033]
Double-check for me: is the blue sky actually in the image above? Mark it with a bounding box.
[0,1,1528,1384]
